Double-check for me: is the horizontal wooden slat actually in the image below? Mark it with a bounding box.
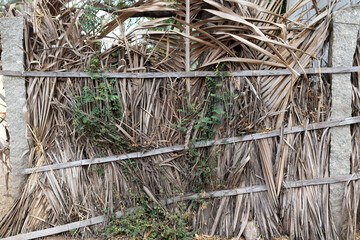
[165,173,360,204]
[21,116,360,175]
[1,216,105,240]
[4,172,360,240]
[1,66,360,78]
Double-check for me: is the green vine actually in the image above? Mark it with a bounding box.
[78,0,139,35]
[173,63,235,191]
[72,55,124,150]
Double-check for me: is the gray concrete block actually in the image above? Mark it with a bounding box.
[0,17,28,198]
[0,18,24,71]
[329,6,360,235]
[333,5,360,24]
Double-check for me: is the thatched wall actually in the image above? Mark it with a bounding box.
[0,0,359,239]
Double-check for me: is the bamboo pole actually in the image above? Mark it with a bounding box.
[185,0,191,103]
[3,172,360,240]
[2,66,360,78]
[185,0,190,72]
[21,116,360,174]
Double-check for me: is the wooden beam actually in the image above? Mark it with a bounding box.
[2,215,106,240]
[185,0,191,103]
[21,116,360,175]
[130,11,176,18]
[185,0,190,72]
[165,173,360,204]
[4,172,360,240]
[2,66,360,79]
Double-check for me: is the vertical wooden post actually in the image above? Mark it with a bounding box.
[185,0,190,72]
[185,0,191,102]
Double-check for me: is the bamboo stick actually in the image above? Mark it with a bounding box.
[4,172,360,240]
[185,0,191,103]
[2,66,360,78]
[21,116,360,174]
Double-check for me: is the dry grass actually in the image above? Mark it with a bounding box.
[0,0,358,239]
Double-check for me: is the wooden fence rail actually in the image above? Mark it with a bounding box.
[3,172,360,240]
[22,116,360,175]
[2,66,360,79]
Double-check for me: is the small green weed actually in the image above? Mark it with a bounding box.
[102,201,193,239]
[69,228,77,236]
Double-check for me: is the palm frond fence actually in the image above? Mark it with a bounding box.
[1,0,360,239]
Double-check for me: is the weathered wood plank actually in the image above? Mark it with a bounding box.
[2,66,360,78]
[4,172,360,240]
[165,173,360,204]
[185,0,190,72]
[21,116,360,175]
[1,216,105,240]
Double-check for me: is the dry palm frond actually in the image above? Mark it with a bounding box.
[0,0,354,239]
